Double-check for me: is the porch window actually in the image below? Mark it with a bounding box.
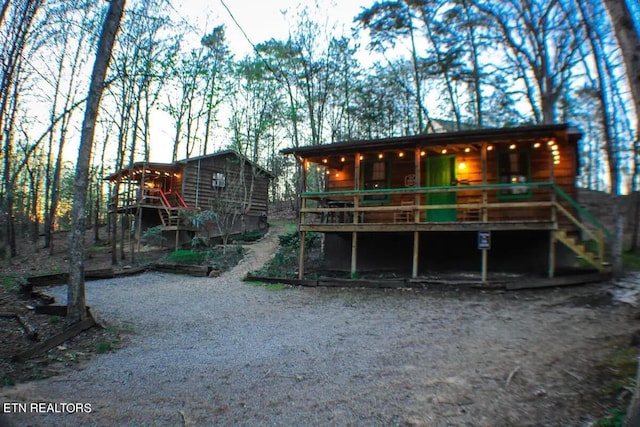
[362,160,390,202]
[497,150,531,199]
[212,172,226,188]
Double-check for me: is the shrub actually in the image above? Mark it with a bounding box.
[190,235,210,250]
[166,250,208,264]
[142,225,166,246]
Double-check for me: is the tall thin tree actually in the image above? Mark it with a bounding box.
[68,0,125,323]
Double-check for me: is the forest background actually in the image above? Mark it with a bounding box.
[1,0,639,261]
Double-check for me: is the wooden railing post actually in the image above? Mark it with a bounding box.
[551,190,557,225]
[598,228,604,263]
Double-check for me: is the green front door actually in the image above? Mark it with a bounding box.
[426,155,457,222]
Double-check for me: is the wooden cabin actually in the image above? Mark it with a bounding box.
[107,150,273,246]
[282,124,611,280]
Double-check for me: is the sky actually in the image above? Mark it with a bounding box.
[134,0,376,163]
[175,0,373,57]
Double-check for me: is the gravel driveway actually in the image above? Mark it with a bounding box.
[0,228,636,426]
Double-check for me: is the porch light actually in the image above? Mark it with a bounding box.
[551,145,558,151]
[554,160,560,165]
[533,142,541,148]
[378,153,384,159]
[441,149,447,154]
[340,156,346,162]
[458,162,467,171]
[322,158,328,164]
[464,147,471,153]
[548,140,555,146]
[335,173,340,178]
[420,151,426,156]
[398,152,404,158]
[316,167,321,172]
[487,145,493,151]
[509,144,517,150]
[326,170,330,175]
[359,155,364,160]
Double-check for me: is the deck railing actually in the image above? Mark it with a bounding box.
[300,182,610,240]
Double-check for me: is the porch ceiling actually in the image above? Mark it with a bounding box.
[105,162,182,182]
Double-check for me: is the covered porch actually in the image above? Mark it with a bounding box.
[283,124,611,281]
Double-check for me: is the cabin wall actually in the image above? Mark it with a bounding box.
[181,156,270,217]
[321,137,578,225]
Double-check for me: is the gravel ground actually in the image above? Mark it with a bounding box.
[0,227,637,426]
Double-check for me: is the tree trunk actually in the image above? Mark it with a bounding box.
[612,196,624,278]
[68,0,125,323]
[604,0,640,131]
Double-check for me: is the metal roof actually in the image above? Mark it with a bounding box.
[281,123,581,158]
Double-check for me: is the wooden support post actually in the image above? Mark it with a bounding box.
[175,229,179,251]
[298,231,306,280]
[412,231,419,278]
[598,228,604,263]
[351,231,358,278]
[481,143,488,222]
[415,147,421,222]
[354,153,361,223]
[481,249,488,283]
[549,232,556,278]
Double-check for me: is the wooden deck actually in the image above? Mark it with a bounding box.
[296,182,611,279]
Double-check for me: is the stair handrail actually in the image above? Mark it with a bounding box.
[552,184,612,240]
[171,191,188,208]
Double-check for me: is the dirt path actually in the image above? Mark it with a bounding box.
[0,229,637,426]
[221,223,286,280]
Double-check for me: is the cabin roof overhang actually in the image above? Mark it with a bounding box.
[105,150,275,182]
[105,162,182,182]
[281,123,581,159]
[177,150,276,179]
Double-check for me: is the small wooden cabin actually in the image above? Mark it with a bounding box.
[107,150,273,246]
[282,124,610,280]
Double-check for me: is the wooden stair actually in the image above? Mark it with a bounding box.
[553,228,611,273]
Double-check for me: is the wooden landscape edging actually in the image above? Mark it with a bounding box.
[153,262,210,277]
[12,310,97,363]
[22,266,149,293]
[246,273,610,290]
[34,305,92,316]
[505,272,611,290]
[0,311,38,341]
[244,275,319,287]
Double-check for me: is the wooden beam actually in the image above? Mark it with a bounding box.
[507,272,610,290]
[351,231,358,278]
[301,221,556,233]
[548,231,556,278]
[412,231,419,278]
[298,231,306,280]
[481,249,488,283]
[12,317,96,363]
[414,147,421,222]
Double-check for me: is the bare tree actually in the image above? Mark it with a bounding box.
[68,0,125,323]
[1,0,43,258]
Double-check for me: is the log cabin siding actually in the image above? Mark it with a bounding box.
[322,137,578,226]
[180,154,270,216]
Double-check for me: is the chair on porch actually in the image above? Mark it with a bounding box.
[394,200,414,223]
[460,196,482,221]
